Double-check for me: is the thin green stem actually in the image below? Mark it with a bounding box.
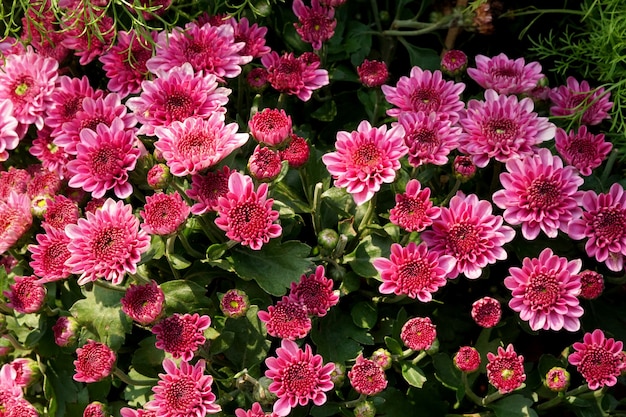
[461,372,484,407]
[177,231,205,259]
[165,236,181,280]
[411,350,427,365]
[440,178,461,206]
[3,333,28,351]
[113,368,157,386]
[343,394,367,408]
[536,384,591,411]
[93,279,127,292]
[357,195,377,233]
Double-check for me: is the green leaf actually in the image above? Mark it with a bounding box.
[311,307,374,363]
[123,368,157,407]
[140,234,165,263]
[210,330,235,355]
[385,336,403,355]
[344,234,391,278]
[351,301,378,329]
[44,354,88,417]
[433,353,467,404]
[311,100,337,122]
[167,252,193,270]
[231,240,314,296]
[398,38,441,71]
[223,306,271,369]
[489,394,539,417]
[401,362,427,388]
[161,279,213,315]
[131,336,165,378]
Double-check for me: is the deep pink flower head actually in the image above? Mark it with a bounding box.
[545,367,570,392]
[504,248,583,332]
[357,60,389,88]
[2,398,39,417]
[235,402,277,417]
[121,280,165,325]
[568,183,626,271]
[454,346,481,373]
[29,226,72,282]
[186,166,232,215]
[492,148,584,240]
[555,126,612,176]
[459,89,556,168]
[65,198,151,285]
[265,339,335,416]
[120,407,157,417]
[4,275,46,314]
[0,100,19,161]
[52,316,79,347]
[0,167,29,199]
[389,179,442,232]
[230,17,271,58]
[569,329,626,390]
[147,164,171,190]
[486,344,526,394]
[248,145,282,182]
[73,340,116,383]
[453,155,477,181]
[247,67,269,90]
[578,270,604,300]
[215,171,282,250]
[471,296,502,328]
[152,313,211,361]
[397,111,461,167]
[220,289,249,318]
[249,108,293,147]
[29,126,70,179]
[9,358,40,388]
[381,67,465,122]
[146,358,221,417]
[467,53,544,95]
[401,317,437,351]
[27,166,61,200]
[441,50,468,77]
[549,77,613,125]
[0,363,24,407]
[421,193,515,279]
[373,242,454,301]
[293,0,336,50]
[322,120,407,205]
[42,194,80,231]
[83,401,108,417]
[140,192,190,235]
[0,191,32,254]
[288,265,339,317]
[280,134,310,168]
[348,354,387,396]
[258,296,312,340]
[261,51,329,101]
[61,7,114,65]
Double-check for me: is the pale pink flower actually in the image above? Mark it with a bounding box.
[578,270,604,300]
[401,317,437,351]
[73,340,116,383]
[568,329,626,390]
[0,100,19,161]
[322,120,407,205]
[230,17,271,58]
[389,179,441,232]
[248,145,282,182]
[248,108,293,147]
[4,275,46,314]
[471,296,501,328]
[454,346,481,373]
[29,226,72,282]
[261,51,329,101]
[288,265,339,317]
[492,148,584,240]
[0,192,32,254]
[186,166,232,215]
[265,339,335,416]
[348,354,387,396]
[467,53,544,95]
[121,280,165,325]
[357,59,389,88]
[140,192,190,235]
[293,0,336,50]
[486,344,525,394]
[397,111,461,167]
[258,297,312,340]
[549,77,613,125]
[152,313,211,361]
[554,126,612,176]
[459,89,556,168]
[280,134,310,168]
[0,364,24,407]
[421,193,515,279]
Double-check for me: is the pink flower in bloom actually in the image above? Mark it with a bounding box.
[549,77,613,126]
[3,398,39,417]
[45,75,103,137]
[280,134,310,168]
[0,192,32,254]
[486,344,526,394]
[578,270,604,300]
[545,367,570,392]
[27,166,61,200]
[126,63,231,136]
[65,198,151,285]
[249,108,293,147]
[258,297,312,340]
[121,280,165,325]
[83,401,107,417]
[421,193,515,279]
[348,354,387,396]
[215,171,282,250]
[454,346,481,373]
[0,167,29,199]
[265,339,335,416]
[42,194,79,231]
[401,317,437,351]
[261,51,329,101]
[357,59,389,88]
[0,364,24,408]
[288,265,339,317]
[4,275,46,314]
[248,145,282,182]
[389,179,442,232]
[52,316,79,347]
[140,192,190,235]
[120,407,157,417]
[29,130,70,180]
[492,148,584,240]
[0,100,19,161]
[146,358,221,417]
[467,53,544,95]
[152,313,211,361]
[471,296,502,328]
[567,183,626,271]
[459,89,556,168]
[186,166,232,215]
[29,226,72,282]
[230,17,271,58]
[220,289,249,318]
[373,242,454,301]
[322,120,407,205]
[61,6,115,65]
[504,248,583,332]
[441,50,468,77]
[555,126,612,176]
[73,340,116,383]
[292,0,336,50]
[381,67,465,122]
[236,402,276,417]
[397,111,461,167]
[21,5,69,62]
[568,329,626,390]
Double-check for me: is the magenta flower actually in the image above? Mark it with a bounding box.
[322,120,407,205]
[280,134,310,168]
[568,183,626,271]
[467,53,544,95]
[236,402,276,417]
[230,17,271,58]
[0,100,19,161]
[83,402,107,417]
[3,275,46,314]
[186,166,232,215]
[421,193,515,279]
[121,280,165,325]
[265,339,335,416]
[292,0,336,50]
[545,367,570,392]
[152,313,211,361]
[261,51,329,101]
[28,226,72,282]
[61,7,115,65]
[441,50,468,77]
[220,289,250,318]
[459,89,556,168]
[65,198,151,285]
[52,316,79,347]
[29,127,70,178]
[486,344,526,394]
[44,75,102,134]
[555,126,612,176]
[471,296,502,328]
[373,242,454,301]
[288,265,339,317]
[248,145,282,182]
[492,148,584,240]
[453,155,477,181]
[397,111,461,167]
[215,171,282,250]
[248,108,293,147]
[389,179,442,232]
[549,77,613,125]
[2,398,39,417]
[347,354,387,396]
[401,317,437,351]
[258,296,312,340]
[42,195,80,231]
[0,191,32,255]
[454,346,481,373]
[73,340,116,383]
[568,329,626,390]
[578,270,604,300]
[140,192,190,236]
[357,59,389,88]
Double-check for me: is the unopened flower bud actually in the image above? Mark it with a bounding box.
[10,357,41,388]
[454,346,481,373]
[545,367,570,392]
[220,289,250,318]
[52,316,79,347]
[357,59,389,88]
[83,401,109,417]
[317,228,339,252]
[453,155,476,182]
[330,362,346,387]
[353,400,376,417]
[248,145,282,182]
[441,50,468,77]
[147,163,171,189]
[247,68,269,91]
[370,348,392,370]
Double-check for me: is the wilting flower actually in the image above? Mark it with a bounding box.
[401,317,437,351]
[29,226,72,282]
[549,77,613,125]
[52,316,79,347]
[288,265,339,317]
[348,354,387,396]
[545,367,570,392]
[357,59,389,88]
[140,192,190,236]
[389,179,442,232]
[454,346,481,373]
[187,166,232,215]
[578,270,604,300]
[258,297,312,340]
[467,53,544,95]
[121,280,165,325]
[152,313,211,361]
[73,340,116,383]
[248,108,292,147]
[0,192,33,254]
[568,329,626,390]
[397,111,461,167]
[554,126,612,176]
[471,296,502,328]
[261,51,329,101]
[4,275,46,314]
[486,344,525,394]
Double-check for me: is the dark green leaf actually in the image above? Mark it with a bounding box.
[311,100,337,122]
[490,394,538,417]
[384,336,403,355]
[311,307,374,363]
[401,362,427,388]
[131,336,165,378]
[344,234,392,278]
[398,38,441,71]
[140,234,165,263]
[167,252,192,270]
[161,280,213,315]
[351,301,378,329]
[223,306,271,369]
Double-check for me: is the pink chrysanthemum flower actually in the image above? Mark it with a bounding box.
[120,407,158,417]
[397,111,461,167]
[554,126,612,176]
[249,108,293,147]
[219,289,249,318]
[486,344,526,394]
[21,5,69,62]
[458,89,556,168]
[45,75,103,137]
[389,179,442,232]
[578,270,604,300]
[73,340,116,383]
[471,296,502,328]
[126,63,231,137]
[357,59,389,88]
[288,265,339,317]
[545,367,570,392]
[569,329,626,390]
[248,145,282,182]
[348,354,387,396]
[52,316,79,347]
[3,398,39,417]
[146,358,221,417]
[261,51,329,102]
[99,29,158,98]
[10,358,38,388]
[322,120,407,206]
[441,50,468,77]
[0,364,24,406]
[421,193,515,279]
[381,67,465,122]
[373,242,454,301]
[281,134,310,168]
[65,198,150,285]
[454,346,481,373]
[258,296,312,340]
[230,17,271,58]
[467,53,544,95]
[61,6,115,65]
[0,167,30,199]
[492,148,584,240]
[42,195,79,231]
[29,127,71,179]
[215,171,282,250]
[152,313,211,361]
[504,248,583,332]
[83,401,107,417]
[140,192,190,236]
[147,164,171,190]
[121,280,165,325]
[401,317,437,351]
[186,166,232,215]
[235,402,276,417]
[247,67,269,90]
[549,77,613,126]
[568,183,626,271]
[154,115,249,177]
[292,0,336,50]
[0,100,19,161]
[4,275,46,314]
[146,21,251,78]
[265,339,335,416]
[27,166,61,199]
[0,192,32,254]
[29,227,72,282]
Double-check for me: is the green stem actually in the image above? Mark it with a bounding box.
[357,195,377,233]
[93,279,127,292]
[165,236,181,280]
[600,148,618,188]
[3,333,28,351]
[311,182,324,236]
[536,384,590,411]
[343,394,367,408]
[177,231,205,259]
[113,368,157,386]
[411,350,427,365]
[440,178,461,206]
[461,372,484,407]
